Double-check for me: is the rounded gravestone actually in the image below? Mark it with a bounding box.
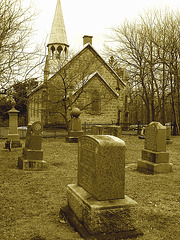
[31,121,43,134]
[70,107,81,118]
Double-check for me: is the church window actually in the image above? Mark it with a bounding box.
[37,95,39,117]
[57,46,63,58]
[34,97,36,117]
[42,90,47,108]
[31,98,33,117]
[64,47,68,58]
[92,90,101,114]
[51,46,55,59]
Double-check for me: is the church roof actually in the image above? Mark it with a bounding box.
[59,43,126,87]
[48,0,68,45]
[73,71,119,98]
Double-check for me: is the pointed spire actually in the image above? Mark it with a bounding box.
[49,0,68,45]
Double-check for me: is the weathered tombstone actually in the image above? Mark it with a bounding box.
[66,108,83,143]
[104,125,122,138]
[18,121,46,170]
[91,125,121,138]
[5,101,22,149]
[91,125,104,135]
[137,122,173,174]
[62,135,142,239]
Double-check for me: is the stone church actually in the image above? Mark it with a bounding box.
[27,0,127,128]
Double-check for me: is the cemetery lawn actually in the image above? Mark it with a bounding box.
[0,135,179,240]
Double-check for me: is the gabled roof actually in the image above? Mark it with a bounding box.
[48,0,68,46]
[52,43,126,87]
[28,44,125,97]
[73,71,119,98]
[27,83,44,97]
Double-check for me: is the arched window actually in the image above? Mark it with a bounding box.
[64,47,68,58]
[30,97,33,117]
[92,90,101,114]
[51,46,55,59]
[42,90,47,108]
[57,46,63,58]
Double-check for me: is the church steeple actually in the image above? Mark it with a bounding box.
[44,0,69,81]
[47,0,69,61]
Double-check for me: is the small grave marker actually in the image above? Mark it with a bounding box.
[137,122,172,174]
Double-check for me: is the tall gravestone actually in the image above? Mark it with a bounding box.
[63,135,142,239]
[5,103,22,149]
[104,125,122,138]
[137,122,173,174]
[18,121,46,170]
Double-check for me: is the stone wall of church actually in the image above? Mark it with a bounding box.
[28,45,126,127]
[73,75,121,125]
[79,97,118,125]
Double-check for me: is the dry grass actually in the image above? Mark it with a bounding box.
[0,135,179,240]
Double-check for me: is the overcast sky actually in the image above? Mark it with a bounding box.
[26,0,180,52]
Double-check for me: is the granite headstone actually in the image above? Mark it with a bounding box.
[64,135,142,239]
[78,135,125,200]
[18,121,46,170]
[137,122,172,174]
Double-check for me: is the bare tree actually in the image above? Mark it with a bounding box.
[42,55,115,129]
[0,0,41,90]
[105,8,180,131]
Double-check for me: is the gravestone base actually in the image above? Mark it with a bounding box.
[65,184,142,238]
[23,148,43,160]
[18,156,46,170]
[6,134,22,148]
[142,149,169,163]
[139,149,172,174]
[4,140,22,150]
[11,141,22,148]
[137,159,173,174]
[66,130,83,143]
